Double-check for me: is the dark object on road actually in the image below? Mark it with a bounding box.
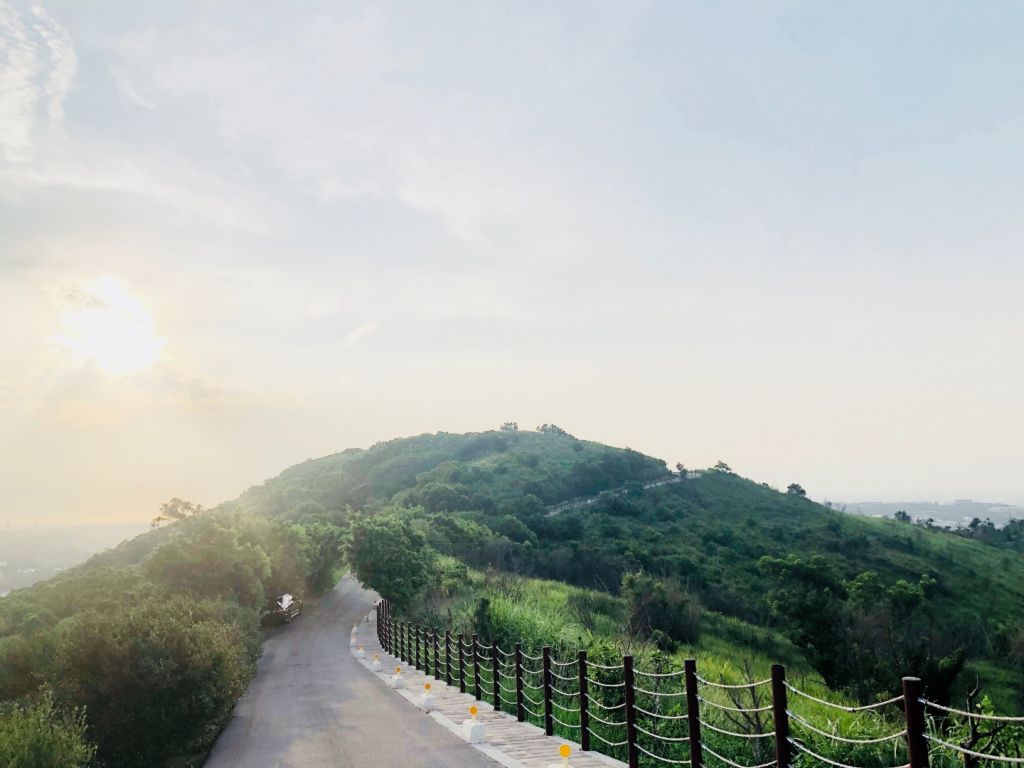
[261,594,303,626]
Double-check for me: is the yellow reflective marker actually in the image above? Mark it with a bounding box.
[424,682,431,691]
[395,666,401,674]
[469,705,478,718]
[560,744,571,759]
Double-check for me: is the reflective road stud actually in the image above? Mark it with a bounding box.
[389,666,406,689]
[355,645,365,659]
[418,682,436,713]
[371,654,382,672]
[548,744,572,768]
[461,705,485,743]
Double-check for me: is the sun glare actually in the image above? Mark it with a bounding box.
[52,275,166,376]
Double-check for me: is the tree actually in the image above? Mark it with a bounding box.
[499,422,518,432]
[151,497,203,528]
[144,517,271,609]
[713,460,732,473]
[675,462,686,474]
[786,483,807,497]
[346,512,433,608]
[894,510,911,523]
[536,423,576,439]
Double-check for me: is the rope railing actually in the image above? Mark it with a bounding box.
[697,675,771,690]
[787,710,906,745]
[636,742,692,765]
[785,682,903,712]
[923,734,1024,763]
[373,598,1024,768]
[920,699,1024,723]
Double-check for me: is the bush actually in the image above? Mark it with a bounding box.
[0,693,95,768]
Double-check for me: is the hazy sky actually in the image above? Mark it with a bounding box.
[3,1,1024,526]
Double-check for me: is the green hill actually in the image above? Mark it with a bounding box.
[3,427,1023,767]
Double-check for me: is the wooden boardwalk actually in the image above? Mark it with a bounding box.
[352,614,626,768]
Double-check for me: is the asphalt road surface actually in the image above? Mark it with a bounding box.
[204,575,500,768]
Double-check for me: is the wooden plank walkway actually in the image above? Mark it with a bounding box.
[351,614,626,768]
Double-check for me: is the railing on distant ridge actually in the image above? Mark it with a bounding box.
[545,471,703,516]
[375,598,1022,768]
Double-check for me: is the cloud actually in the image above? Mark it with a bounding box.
[342,322,378,349]
[0,2,76,163]
[31,3,76,121]
[110,66,156,110]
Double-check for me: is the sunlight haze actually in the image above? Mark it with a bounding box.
[3,1,1024,526]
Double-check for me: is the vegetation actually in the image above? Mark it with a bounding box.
[3,426,1024,766]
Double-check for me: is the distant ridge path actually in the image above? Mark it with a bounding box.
[204,575,500,768]
[545,471,700,516]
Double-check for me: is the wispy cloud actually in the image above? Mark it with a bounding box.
[0,1,76,162]
[342,322,378,349]
[31,3,76,121]
[0,1,40,162]
[110,66,156,110]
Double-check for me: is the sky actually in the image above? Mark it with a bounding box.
[2,1,1024,527]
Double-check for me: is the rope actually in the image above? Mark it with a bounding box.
[551,685,580,698]
[921,700,1024,723]
[523,680,544,691]
[522,667,543,676]
[588,711,627,727]
[590,679,625,689]
[637,669,686,679]
[699,719,773,739]
[551,657,578,667]
[498,681,517,694]
[636,686,687,697]
[789,738,909,768]
[698,696,773,714]
[636,742,692,765]
[703,744,776,768]
[495,646,514,658]
[552,699,581,713]
[521,651,543,661]
[785,683,903,712]
[522,691,543,707]
[788,711,907,744]
[588,661,625,670]
[636,705,689,721]
[586,695,626,711]
[637,723,691,743]
[551,670,578,682]
[697,675,771,689]
[588,728,628,748]
[924,734,1024,763]
[522,704,544,719]
[552,715,580,729]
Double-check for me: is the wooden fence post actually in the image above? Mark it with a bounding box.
[903,677,929,768]
[434,627,441,680]
[543,646,554,736]
[458,633,466,694]
[415,625,421,670]
[771,664,790,768]
[492,645,501,711]
[685,659,703,768]
[445,631,452,686]
[624,655,639,768]
[472,634,482,700]
[578,650,590,751]
[515,643,525,722]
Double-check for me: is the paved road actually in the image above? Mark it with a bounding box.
[205,576,500,768]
